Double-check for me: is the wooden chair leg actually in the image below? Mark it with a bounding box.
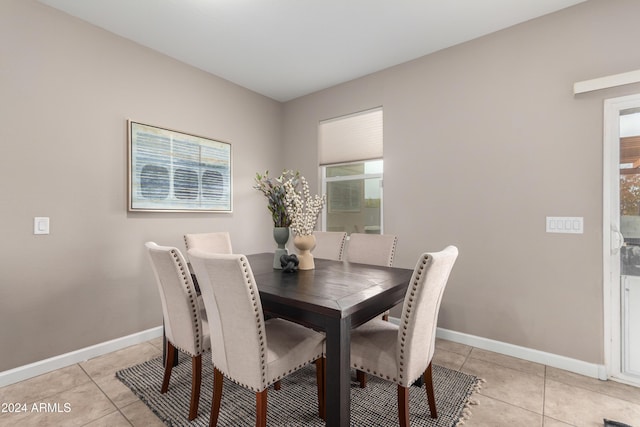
[210,368,223,427]
[188,355,202,421]
[255,389,268,427]
[397,385,410,427]
[424,362,437,418]
[382,313,389,321]
[315,358,326,420]
[357,370,367,388]
[161,341,175,393]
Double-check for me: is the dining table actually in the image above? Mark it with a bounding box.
[235,252,414,426]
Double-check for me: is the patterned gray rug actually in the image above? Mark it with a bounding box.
[116,353,481,426]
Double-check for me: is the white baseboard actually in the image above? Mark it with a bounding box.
[0,326,163,388]
[435,327,607,380]
[0,323,608,388]
[387,317,606,380]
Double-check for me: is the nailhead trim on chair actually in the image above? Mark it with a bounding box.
[388,236,398,266]
[170,248,205,356]
[338,235,346,261]
[237,256,270,390]
[397,254,428,384]
[215,353,323,393]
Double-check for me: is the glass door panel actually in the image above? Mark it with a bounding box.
[619,107,640,379]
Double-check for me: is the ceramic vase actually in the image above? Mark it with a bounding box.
[273,227,290,269]
[293,234,316,270]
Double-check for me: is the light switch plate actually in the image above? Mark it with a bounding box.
[546,216,583,234]
[34,217,50,235]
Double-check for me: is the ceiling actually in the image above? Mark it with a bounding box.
[38,0,587,102]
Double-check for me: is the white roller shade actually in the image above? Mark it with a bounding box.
[319,107,382,165]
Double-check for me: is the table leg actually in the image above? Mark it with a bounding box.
[324,316,351,426]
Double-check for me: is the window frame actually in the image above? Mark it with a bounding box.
[320,159,384,234]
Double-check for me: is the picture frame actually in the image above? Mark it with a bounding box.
[128,120,232,212]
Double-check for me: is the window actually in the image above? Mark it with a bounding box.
[319,107,383,234]
[322,160,383,234]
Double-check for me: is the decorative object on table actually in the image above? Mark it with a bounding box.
[292,234,316,270]
[284,175,326,270]
[280,254,299,273]
[128,120,231,212]
[272,226,290,267]
[254,170,300,268]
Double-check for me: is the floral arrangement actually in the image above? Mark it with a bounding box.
[283,175,326,236]
[254,170,300,227]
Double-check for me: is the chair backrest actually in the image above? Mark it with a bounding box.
[312,231,347,261]
[184,232,233,254]
[145,242,206,356]
[188,249,267,391]
[345,233,398,266]
[396,245,458,386]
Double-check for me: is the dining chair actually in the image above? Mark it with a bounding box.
[345,232,398,386]
[312,231,347,261]
[345,233,398,321]
[349,245,459,426]
[185,231,287,391]
[345,232,398,267]
[188,249,326,427]
[184,231,233,254]
[145,242,211,421]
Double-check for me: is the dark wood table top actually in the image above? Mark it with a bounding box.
[246,252,414,326]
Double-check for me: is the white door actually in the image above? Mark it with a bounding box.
[605,94,640,385]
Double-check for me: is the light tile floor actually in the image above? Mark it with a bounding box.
[1,337,639,426]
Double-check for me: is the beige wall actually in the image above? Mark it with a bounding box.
[3,0,640,374]
[282,0,640,364]
[0,1,284,371]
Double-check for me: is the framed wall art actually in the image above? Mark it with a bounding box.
[128,120,232,212]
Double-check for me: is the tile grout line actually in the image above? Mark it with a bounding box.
[465,345,551,424]
[545,368,640,407]
[77,363,135,427]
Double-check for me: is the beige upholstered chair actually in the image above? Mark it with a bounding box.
[184,231,233,254]
[345,232,398,267]
[184,231,286,391]
[145,242,211,421]
[345,233,398,317]
[350,246,459,426]
[188,249,326,427]
[312,231,347,261]
[345,233,399,386]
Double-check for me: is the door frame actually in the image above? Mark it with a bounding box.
[603,93,640,385]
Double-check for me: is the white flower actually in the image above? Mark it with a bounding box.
[283,176,326,236]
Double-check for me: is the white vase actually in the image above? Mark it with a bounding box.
[293,234,316,270]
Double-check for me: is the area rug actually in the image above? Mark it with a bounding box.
[116,353,481,427]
